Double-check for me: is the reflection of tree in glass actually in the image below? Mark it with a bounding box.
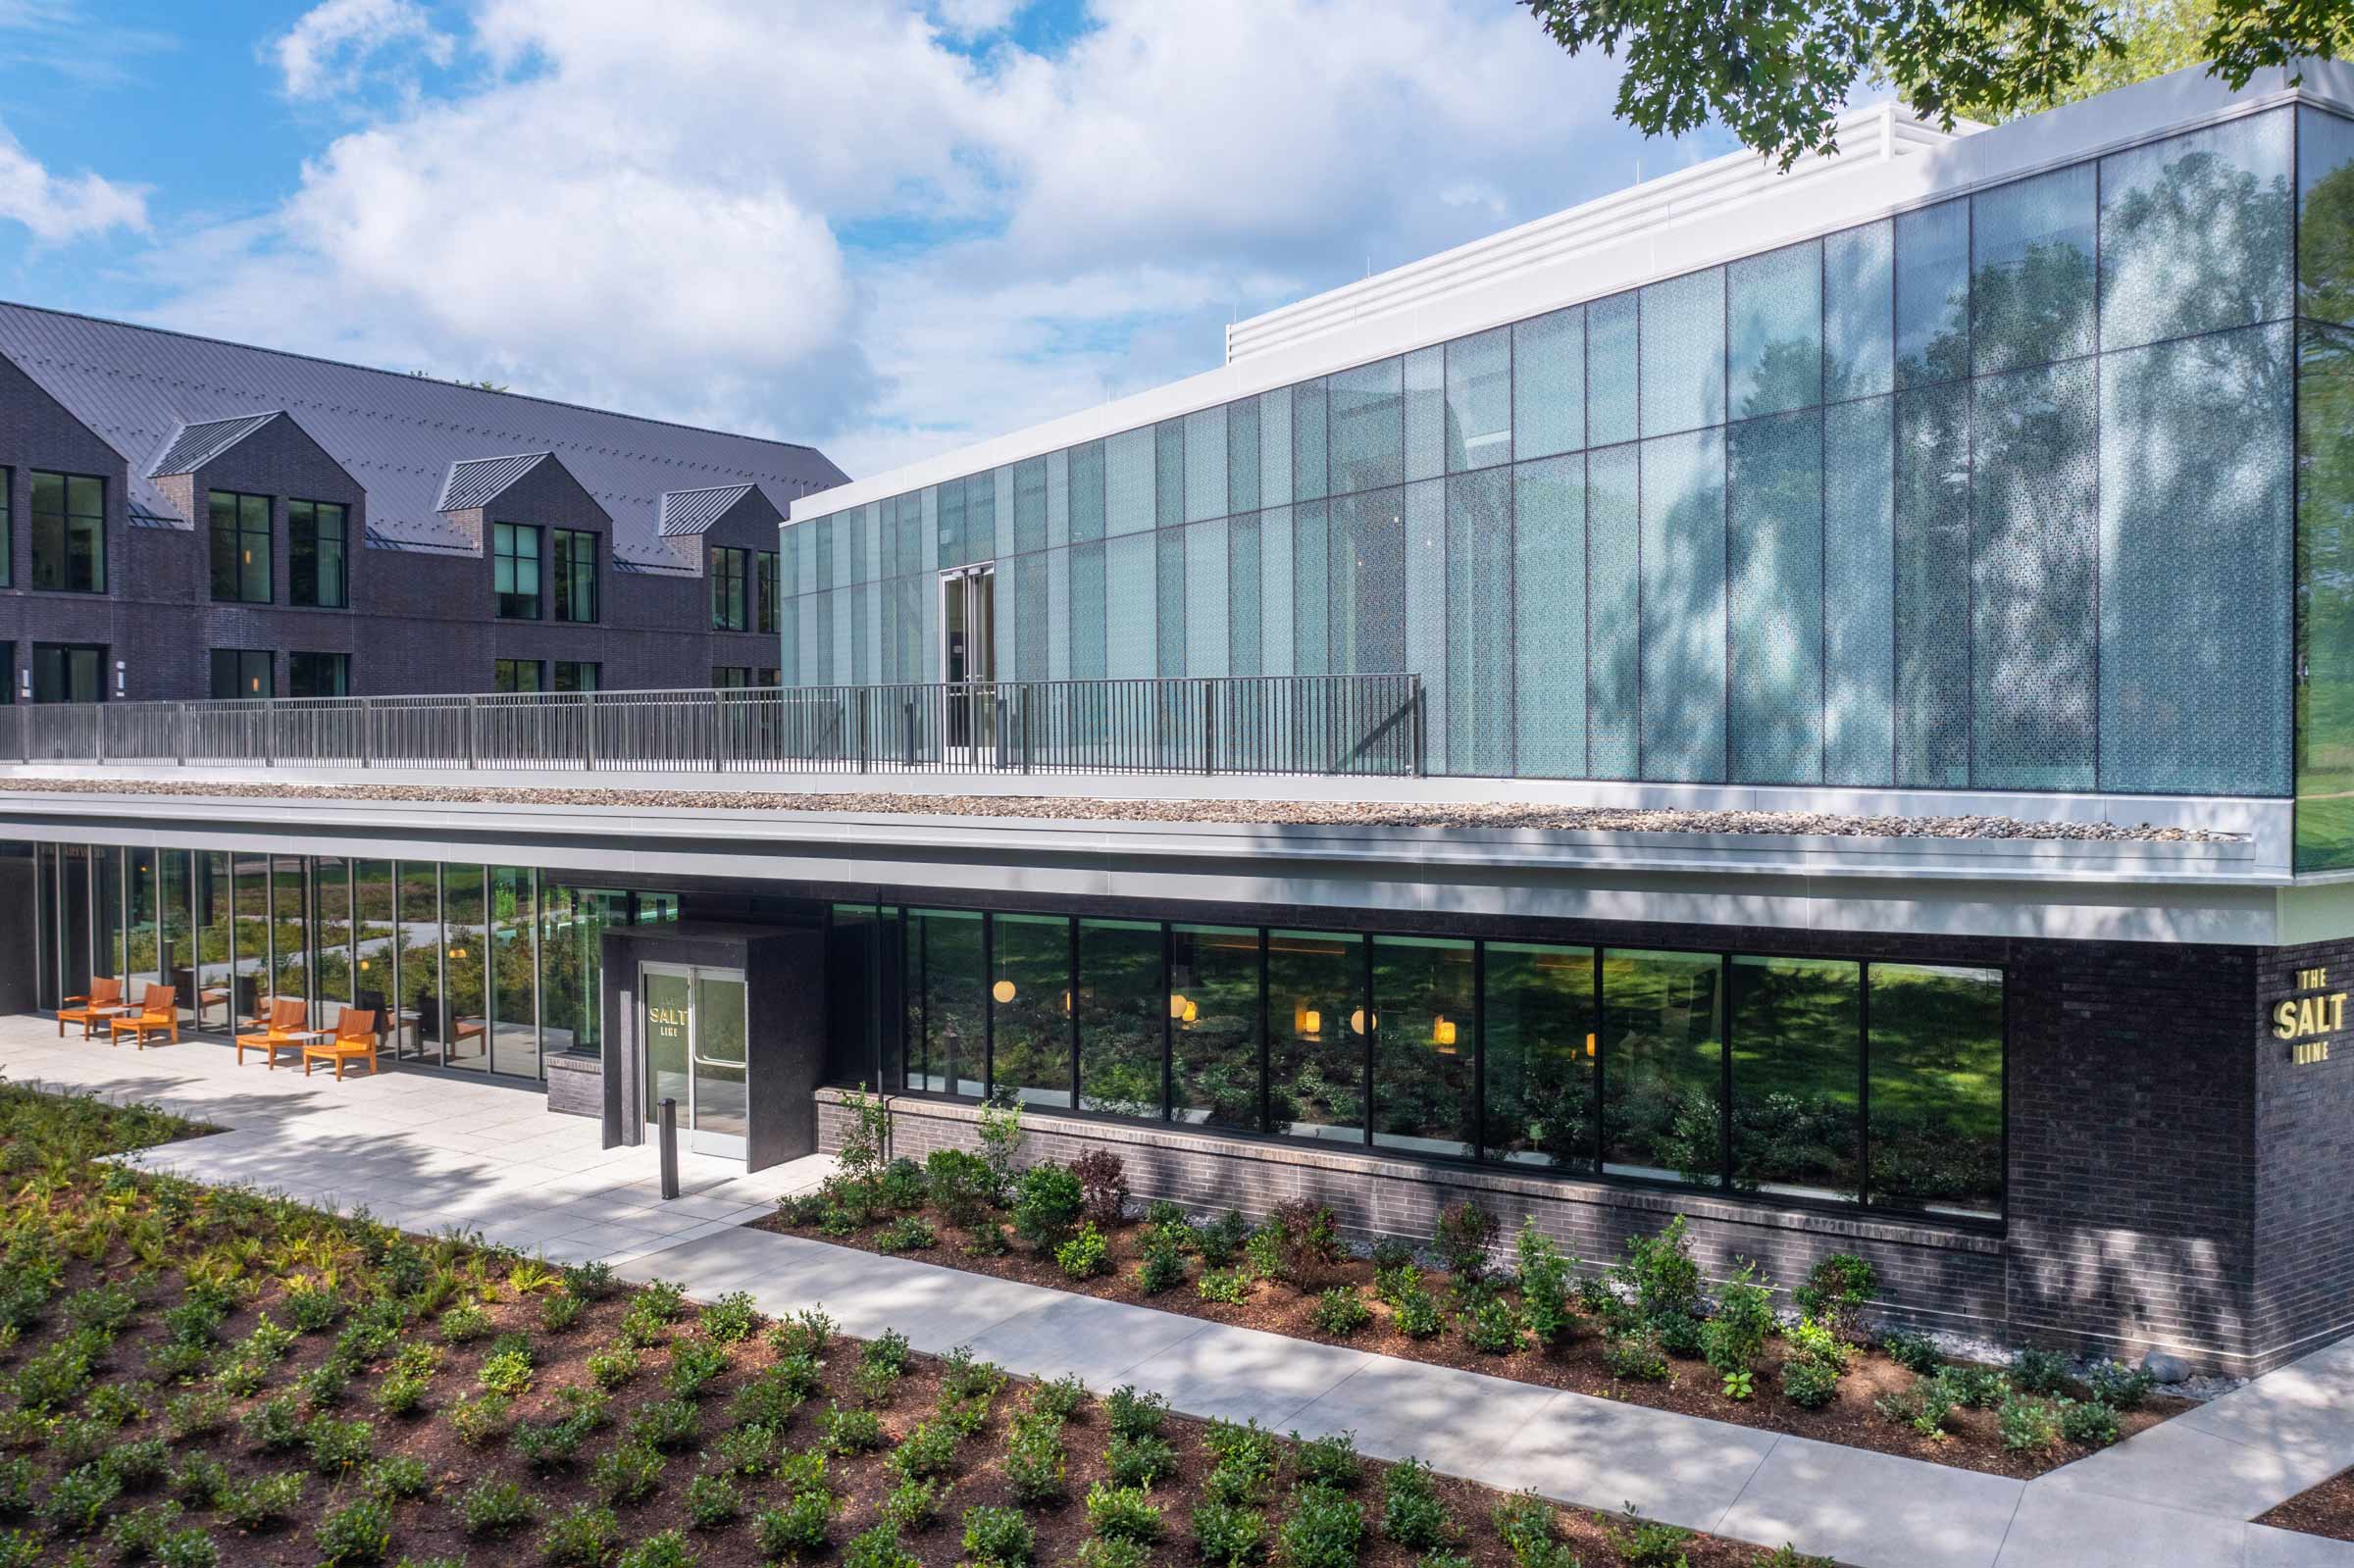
[1079,922,1159,1118]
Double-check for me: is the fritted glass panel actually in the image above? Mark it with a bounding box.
[1331,357,1405,494]
[1188,518,1230,679]
[1105,427,1155,535]
[394,863,437,1056]
[1404,481,1447,770]
[1293,379,1329,501]
[351,860,394,1040]
[1170,924,1258,1132]
[1728,409,1824,784]
[1268,931,1362,1146]
[1371,936,1475,1159]
[1105,532,1156,679]
[1331,487,1406,676]
[1155,419,1184,529]
[1896,200,1970,387]
[1513,307,1584,460]
[1048,447,1069,547]
[1730,956,1859,1202]
[489,866,536,1078]
[1639,429,1727,782]
[1446,469,1514,775]
[1483,941,1596,1170]
[938,481,967,569]
[1824,396,1896,785]
[1895,382,1972,785]
[2104,108,2294,350]
[1228,397,1262,513]
[196,851,233,1032]
[1588,292,1639,447]
[538,885,618,1059]
[1602,948,1722,1185]
[1070,541,1107,679]
[1261,505,1295,677]
[1228,515,1263,677]
[906,909,984,1097]
[2106,324,2292,795]
[1587,445,1641,779]
[1972,359,2098,789]
[1405,345,1446,481]
[1640,268,1726,436]
[1824,220,1894,401]
[993,468,1013,559]
[1155,529,1187,678]
[1260,385,1294,507]
[1293,500,1329,675]
[992,913,1072,1111]
[1070,439,1106,542]
[2299,323,2354,867]
[1014,554,1049,682]
[1014,456,1048,553]
[1868,964,2003,1218]
[1513,455,1585,778]
[2303,108,2354,327]
[1728,240,1821,419]
[1048,547,1070,682]
[1444,328,1513,472]
[1185,404,1228,523]
[1971,165,2096,376]
[441,865,486,1073]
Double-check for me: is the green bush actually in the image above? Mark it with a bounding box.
[1085,1484,1165,1544]
[841,1523,919,1568]
[1879,1329,1941,1374]
[1292,1429,1360,1490]
[2059,1397,2121,1447]
[875,1216,938,1254]
[667,1338,731,1400]
[2083,1359,2156,1412]
[1429,1201,1500,1282]
[285,1283,342,1334]
[218,1470,305,1531]
[538,1502,621,1567]
[1999,1393,2065,1452]
[630,1396,701,1450]
[1380,1458,1454,1550]
[1139,1228,1189,1294]
[1874,1376,1956,1438]
[154,1530,221,1568]
[1199,1268,1251,1304]
[924,1148,997,1228]
[304,1414,376,1474]
[1391,1283,1445,1340]
[683,1469,741,1528]
[1076,1537,1151,1568]
[105,1500,184,1561]
[588,1442,664,1506]
[879,1155,929,1211]
[538,1292,584,1334]
[1056,1222,1112,1280]
[823,1401,887,1455]
[961,1504,1035,1567]
[1460,1296,1523,1355]
[1194,1210,1251,1268]
[889,1420,958,1482]
[732,1365,810,1430]
[1492,1492,1571,1568]
[1004,1412,1067,1504]
[448,1391,513,1446]
[1513,1221,1574,1344]
[753,1488,839,1558]
[0,1457,29,1519]
[1794,1252,1879,1340]
[712,1422,778,1478]
[1607,1508,1695,1567]
[1702,1263,1777,1377]
[1602,1326,1668,1382]
[1276,1483,1363,1568]
[362,1455,430,1501]
[616,1530,696,1568]
[1612,1215,1701,1324]
[941,1345,1006,1403]
[1652,1308,1706,1359]
[101,1436,168,1488]
[561,1261,620,1300]
[2010,1346,2072,1396]
[1192,1500,1269,1566]
[1107,1431,1177,1488]
[766,1307,834,1361]
[1269,1200,1348,1290]
[1030,1373,1088,1422]
[1012,1164,1086,1249]
[1312,1288,1373,1337]
[167,1455,230,1511]
[437,1303,492,1343]
[242,1393,305,1451]
[1780,1356,1841,1409]
[882,1476,942,1533]
[1105,1385,1169,1439]
[456,1478,537,1536]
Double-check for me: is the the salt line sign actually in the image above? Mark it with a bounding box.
[2274,967,2346,1065]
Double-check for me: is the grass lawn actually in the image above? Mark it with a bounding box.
[0,1079,1830,1568]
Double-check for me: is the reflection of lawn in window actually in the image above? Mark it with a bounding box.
[1868,964,2003,1215]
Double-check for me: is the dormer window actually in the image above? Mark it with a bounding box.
[494,523,541,620]
[208,490,272,604]
[710,545,749,631]
[289,500,348,608]
[552,528,597,623]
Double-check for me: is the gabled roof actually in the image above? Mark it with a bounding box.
[148,411,281,478]
[659,482,761,536]
[438,451,555,513]
[0,300,848,557]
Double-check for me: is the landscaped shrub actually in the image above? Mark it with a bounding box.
[1076,1536,1152,1568]
[1879,1329,1941,1373]
[2060,1398,2122,1448]
[2083,1359,2156,1411]
[1460,1295,1524,1355]
[1999,1393,2066,1452]
[864,1212,932,1254]
[478,1345,535,1397]
[437,1302,492,1343]
[1939,1363,2008,1410]
[588,1441,664,1506]
[1602,1326,1668,1382]
[1390,1282,1445,1340]
[1701,1262,1776,1379]
[1875,1375,1957,1438]
[1271,1199,1347,1290]
[1612,1216,1701,1325]
[1194,1210,1251,1268]
[218,1470,305,1531]
[538,1502,623,1567]
[1607,1508,1696,1567]
[1380,1457,1455,1550]
[1192,1500,1270,1566]
[303,1414,375,1474]
[1056,1222,1112,1280]
[1071,1147,1130,1224]
[712,1422,778,1478]
[1107,1431,1177,1488]
[615,1530,696,1568]
[563,1261,621,1300]
[841,1523,920,1568]
[1276,1483,1364,1568]
[284,1282,342,1334]
[1492,1492,1573,1568]
[1431,1201,1501,1282]
[166,1390,230,1441]
[961,1504,1036,1567]
[767,1307,834,1360]
[1199,1268,1251,1303]
[1513,1220,1574,1344]
[628,1396,701,1451]
[1311,1287,1373,1336]
[824,1401,887,1455]
[539,1291,584,1333]
[975,1098,1025,1200]
[1086,1484,1166,1544]
[924,1148,997,1228]
[168,1456,230,1511]
[153,1530,222,1568]
[361,1455,430,1501]
[753,1488,840,1558]
[942,1345,1007,1403]
[1292,1429,1361,1490]
[456,1478,537,1535]
[1780,1355,1841,1409]
[2009,1346,2072,1396]
[890,1420,959,1482]
[1651,1307,1706,1359]
[447,1391,513,1446]
[878,1155,929,1212]
[587,1344,640,1389]
[698,1290,760,1343]
[682,1469,742,1528]
[1004,1411,1068,1504]
[881,1475,942,1533]
[1030,1373,1089,1422]
[1795,1253,1879,1342]
[1012,1163,1086,1249]
[241,1393,305,1451]
[667,1337,731,1399]
[104,1501,184,1561]
[1105,1385,1169,1439]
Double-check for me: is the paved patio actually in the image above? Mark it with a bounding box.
[9,1008,2354,1567]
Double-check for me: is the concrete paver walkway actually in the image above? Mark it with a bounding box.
[10,1011,2354,1566]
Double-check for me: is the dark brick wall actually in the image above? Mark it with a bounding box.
[0,368,789,701]
[2255,938,2354,1365]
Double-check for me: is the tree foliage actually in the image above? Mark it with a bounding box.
[1519,0,2351,169]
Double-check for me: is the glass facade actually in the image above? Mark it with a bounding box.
[789,106,2321,816]
[2296,108,2354,867]
[836,901,2005,1220]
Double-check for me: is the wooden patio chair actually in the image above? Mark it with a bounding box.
[107,985,179,1050]
[57,977,125,1037]
[233,997,310,1069]
[300,1008,381,1081]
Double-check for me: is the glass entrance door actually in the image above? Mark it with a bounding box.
[640,963,750,1160]
[941,567,996,753]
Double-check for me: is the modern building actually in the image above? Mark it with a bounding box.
[0,302,848,703]
[10,60,2354,1378]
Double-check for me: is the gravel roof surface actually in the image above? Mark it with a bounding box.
[0,776,2243,842]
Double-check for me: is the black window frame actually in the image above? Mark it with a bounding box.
[208,489,274,605]
[32,642,105,703]
[208,648,274,701]
[0,467,13,589]
[755,548,780,634]
[287,651,350,698]
[493,522,542,621]
[710,546,749,631]
[711,665,753,688]
[553,660,600,693]
[30,471,105,594]
[288,498,349,609]
[493,658,544,693]
[552,528,598,624]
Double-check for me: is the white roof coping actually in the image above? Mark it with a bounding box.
[791,57,2354,526]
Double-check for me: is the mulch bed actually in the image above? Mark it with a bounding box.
[756,1202,2188,1483]
[2258,1468,2354,1543]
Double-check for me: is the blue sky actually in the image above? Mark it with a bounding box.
[0,0,1736,478]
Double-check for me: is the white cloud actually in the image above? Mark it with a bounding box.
[143,0,1714,475]
[275,0,453,100]
[0,122,145,242]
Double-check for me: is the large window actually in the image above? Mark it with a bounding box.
[756,549,781,634]
[31,471,104,592]
[554,660,600,693]
[32,643,104,703]
[1602,949,1723,1183]
[208,490,272,603]
[210,649,273,700]
[905,909,984,1096]
[489,867,537,1077]
[1868,964,2004,1219]
[992,913,1072,1110]
[1268,931,1364,1146]
[493,523,541,619]
[1730,957,1861,1202]
[712,666,754,688]
[711,546,750,631]
[1079,918,1162,1117]
[289,499,347,608]
[1371,936,1476,1158]
[0,467,13,587]
[494,659,543,693]
[1483,942,1595,1169]
[288,652,348,698]
[1170,925,1259,1132]
[553,528,598,623]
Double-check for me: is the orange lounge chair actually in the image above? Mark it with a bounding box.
[107,985,179,1050]
[301,1008,381,1080]
[234,997,310,1069]
[58,977,125,1037]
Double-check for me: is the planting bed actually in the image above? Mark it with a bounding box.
[2258,1468,2354,1543]
[760,1123,2187,1484]
[0,1081,1830,1568]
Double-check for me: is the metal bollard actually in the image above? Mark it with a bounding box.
[658,1096,680,1199]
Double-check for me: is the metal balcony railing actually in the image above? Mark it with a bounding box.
[8,675,1425,780]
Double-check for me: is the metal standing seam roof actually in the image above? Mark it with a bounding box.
[147,411,283,479]
[657,482,761,535]
[0,300,848,563]
[437,451,558,513]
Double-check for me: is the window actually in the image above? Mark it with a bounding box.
[31,472,104,592]
[1079,917,1162,1116]
[1269,931,1364,1147]
[993,913,1073,1111]
[494,659,543,693]
[712,665,752,688]
[1868,964,2004,1219]
[552,528,598,623]
[1371,936,1476,1158]
[288,500,348,608]
[31,642,103,703]
[1170,925,1259,1132]
[209,648,273,700]
[1602,949,1723,1183]
[756,667,780,687]
[710,545,749,630]
[553,661,600,692]
[287,652,349,698]
[1483,942,1596,1169]
[209,490,273,603]
[0,467,11,587]
[755,550,781,633]
[0,642,11,703]
[1730,957,1861,1201]
[493,523,541,619]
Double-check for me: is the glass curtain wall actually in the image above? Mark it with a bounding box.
[442,865,487,1071]
[158,850,192,1023]
[489,867,537,1076]
[396,863,439,1060]
[2296,109,2354,867]
[230,853,270,1024]
[195,852,232,1029]
[788,107,2298,810]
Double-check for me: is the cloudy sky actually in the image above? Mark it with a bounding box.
[0,0,1733,479]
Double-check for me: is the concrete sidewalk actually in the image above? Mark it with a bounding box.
[619,1227,2354,1568]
